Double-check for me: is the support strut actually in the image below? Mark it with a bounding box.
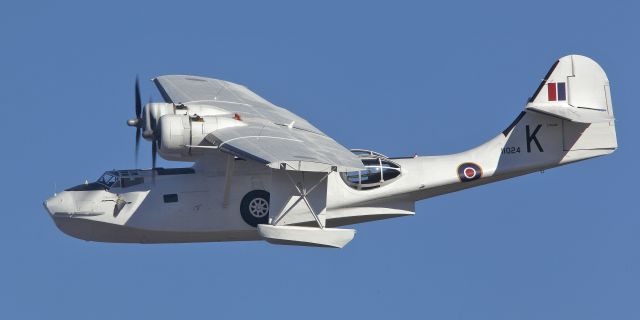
[270,163,336,228]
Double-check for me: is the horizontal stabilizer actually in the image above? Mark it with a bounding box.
[525,104,612,123]
[258,225,355,248]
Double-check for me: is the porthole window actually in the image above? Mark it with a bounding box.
[163,194,179,203]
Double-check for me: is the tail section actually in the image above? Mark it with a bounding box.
[494,55,617,175]
[399,55,618,202]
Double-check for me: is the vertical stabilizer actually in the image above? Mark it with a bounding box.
[526,55,614,123]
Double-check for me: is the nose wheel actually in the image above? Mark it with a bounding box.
[240,190,270,227]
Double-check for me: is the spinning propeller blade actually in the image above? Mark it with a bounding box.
[150,95,158,182]
[127,77,160,180]
[134,77,142,166]
[135,77,142,118]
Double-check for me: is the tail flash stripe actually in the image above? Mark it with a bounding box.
[547,82,557,101]
[557,82,566,101]
[529,60,559,103]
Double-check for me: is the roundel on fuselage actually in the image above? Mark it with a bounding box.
[457,162,482,182]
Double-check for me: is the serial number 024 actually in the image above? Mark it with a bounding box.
[501,146,521,154]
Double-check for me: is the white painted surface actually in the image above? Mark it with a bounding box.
[44,55,618,247]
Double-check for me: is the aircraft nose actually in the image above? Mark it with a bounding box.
[43,192,76,217]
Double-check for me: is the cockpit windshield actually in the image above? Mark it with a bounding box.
[65,169,148,191]
[97,171,120,188]
[95,170,146,189]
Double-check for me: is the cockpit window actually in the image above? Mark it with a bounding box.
[96,170,145,189]
[97,172,120,188]
[340,150,402,190]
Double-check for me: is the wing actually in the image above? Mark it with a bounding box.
[205,122,364,172]
[153,75,364,172]
[153,75,322,134]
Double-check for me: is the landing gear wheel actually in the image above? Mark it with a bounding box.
[240,190,270,227]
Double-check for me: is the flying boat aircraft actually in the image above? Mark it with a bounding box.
[44,55,617,248]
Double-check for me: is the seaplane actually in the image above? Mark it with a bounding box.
[44,55,617,248]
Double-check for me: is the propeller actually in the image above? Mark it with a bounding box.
[126,77,161,181]
[128,76,144,166]
[134,77,142,164]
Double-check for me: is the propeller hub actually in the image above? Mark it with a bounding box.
[127,118,141,127]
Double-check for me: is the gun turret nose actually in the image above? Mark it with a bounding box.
[43,192,76,217]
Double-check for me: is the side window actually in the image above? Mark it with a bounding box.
[163,194,179,203]
[110,179,121,188]
[345,171,360,184]
[383,168,401,180]
[360,167,382,184]
[340,157,402,190]
[362,159,380,166]
[381,159,400,169]
[381,159,401,181]
[121,177,144,188]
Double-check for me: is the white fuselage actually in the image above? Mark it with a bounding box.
[43,55,618,246]
[44,109,616,244]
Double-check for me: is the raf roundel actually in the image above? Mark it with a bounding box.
[457,162,482,182]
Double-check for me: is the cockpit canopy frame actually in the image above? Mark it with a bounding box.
[96,170,145,189]
[340,149,402,190]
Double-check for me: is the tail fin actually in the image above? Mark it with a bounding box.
[391,55,617,202]
[526,55,614,123]
[494,55,617,175]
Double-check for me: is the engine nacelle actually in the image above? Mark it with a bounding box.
[143,103,233,141]
[142,103,175,140]
[158,115,245,161]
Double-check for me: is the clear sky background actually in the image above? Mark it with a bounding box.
[1,1,638,319]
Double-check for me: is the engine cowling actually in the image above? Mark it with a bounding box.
[143,103,232,141]
[144,103,175,140]
[158,114,245,161]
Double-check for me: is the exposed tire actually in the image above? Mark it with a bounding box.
[240,190,270,227]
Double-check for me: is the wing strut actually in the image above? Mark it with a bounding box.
[258,163,355,248]
[270,163,336,228]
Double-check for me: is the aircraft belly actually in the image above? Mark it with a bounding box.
[52,216,261,243]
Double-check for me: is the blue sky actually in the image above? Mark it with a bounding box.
[1,1,639,319]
